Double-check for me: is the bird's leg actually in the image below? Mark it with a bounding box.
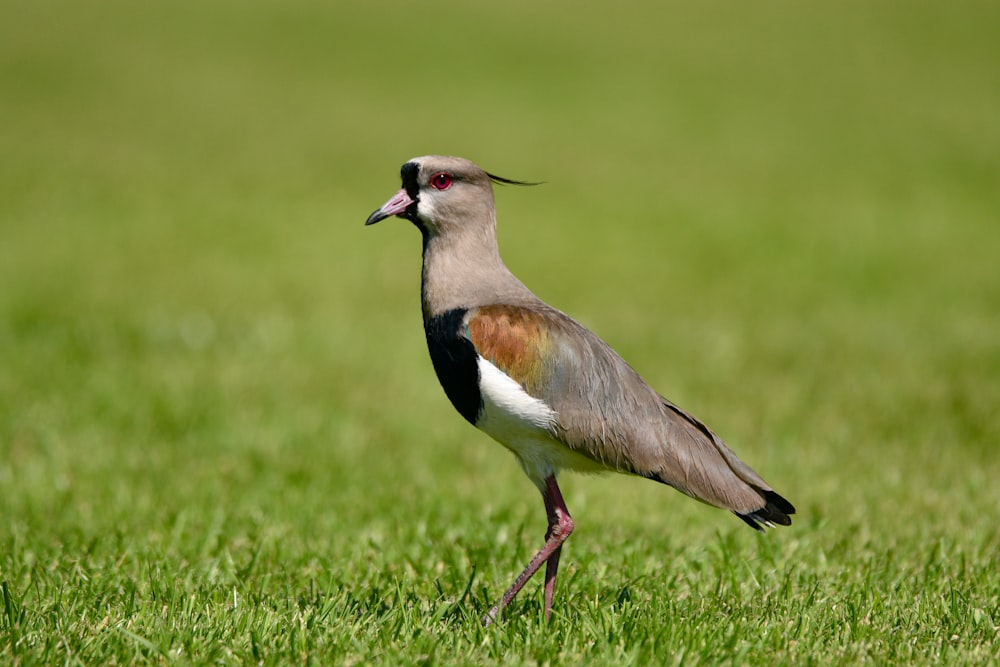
[541,475,572,619]
[482,475,574,627]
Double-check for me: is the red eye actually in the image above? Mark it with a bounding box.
[430,172,453,190]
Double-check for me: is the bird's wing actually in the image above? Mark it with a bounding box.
[465,303,793,524]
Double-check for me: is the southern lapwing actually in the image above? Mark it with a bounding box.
[366,155,795,626]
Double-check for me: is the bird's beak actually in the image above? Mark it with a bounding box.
[365,188,415,226]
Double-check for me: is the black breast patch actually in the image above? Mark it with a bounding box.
[424,309,482,425]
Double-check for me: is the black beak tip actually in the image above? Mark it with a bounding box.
[365,210,387,226]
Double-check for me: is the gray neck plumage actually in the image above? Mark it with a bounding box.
[420,224,537,321]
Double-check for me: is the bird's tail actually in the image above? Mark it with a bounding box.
[734,489,796,531]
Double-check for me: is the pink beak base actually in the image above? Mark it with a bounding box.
[365,188,415,226]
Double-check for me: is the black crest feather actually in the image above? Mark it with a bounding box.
[486,172,543,187]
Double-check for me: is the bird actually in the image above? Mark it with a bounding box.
[365,155,795,626]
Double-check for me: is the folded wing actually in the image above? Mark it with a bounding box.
[466,303,795,528]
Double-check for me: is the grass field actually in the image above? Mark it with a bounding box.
[2,1,999,664]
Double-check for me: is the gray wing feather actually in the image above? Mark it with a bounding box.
[529,304,781,516]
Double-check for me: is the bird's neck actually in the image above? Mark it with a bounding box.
[420,228,535,321]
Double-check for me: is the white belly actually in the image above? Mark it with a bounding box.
[475,356,606,486]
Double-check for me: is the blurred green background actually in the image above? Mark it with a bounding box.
[1,0,998,663]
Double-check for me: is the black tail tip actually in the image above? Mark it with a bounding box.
[735,490,796,531]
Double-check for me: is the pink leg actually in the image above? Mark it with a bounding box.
[482,475,574,626]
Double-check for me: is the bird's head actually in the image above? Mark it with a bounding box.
[365,156,535,238]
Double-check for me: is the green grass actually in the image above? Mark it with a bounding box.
[2,0,999,664]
